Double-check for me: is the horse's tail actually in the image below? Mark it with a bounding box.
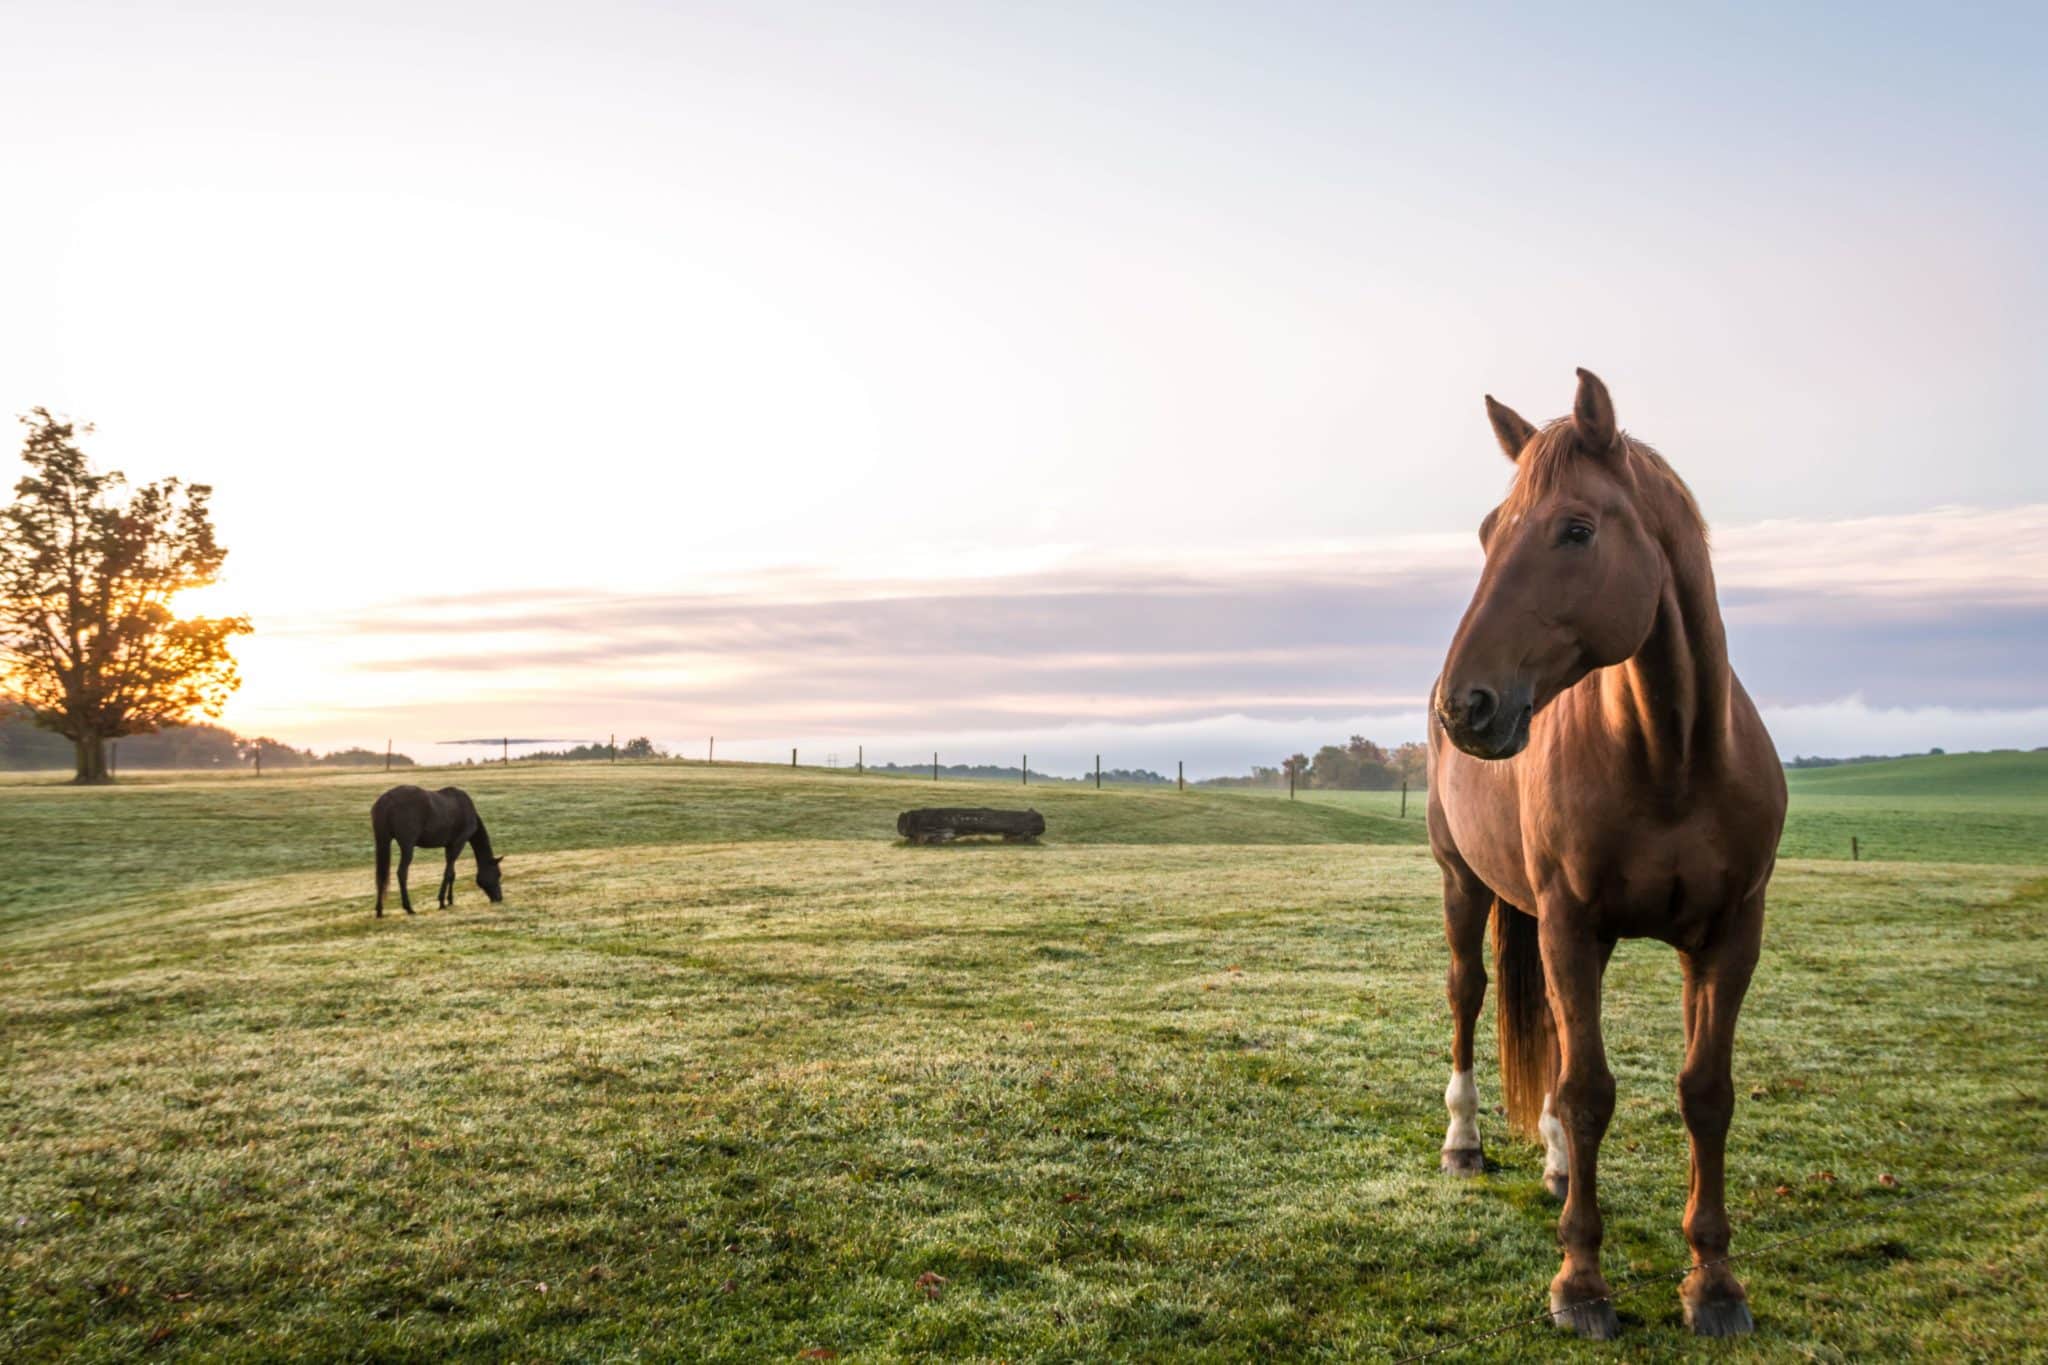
[1493,899,1557,1140]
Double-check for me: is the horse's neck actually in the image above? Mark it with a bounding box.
[469,820,495,859]
[1600,533,1731,797]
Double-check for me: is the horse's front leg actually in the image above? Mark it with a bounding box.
[1540,911,1618,1339]
[1677,893,1764,1336]
[439,851,458,908]
[1437,863,1492,1175]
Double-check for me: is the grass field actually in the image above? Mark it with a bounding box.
[1241,748,2048,866]
[3,756,2044,1361]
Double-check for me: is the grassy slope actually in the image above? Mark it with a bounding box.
[0,764,1418,934]
[1783,749,2048,798]
[3,762,2045,1362]
[1780,751,2047,865]
[1240,748,2048,865]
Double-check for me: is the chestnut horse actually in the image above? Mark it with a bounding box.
[1428,370,1785,1339]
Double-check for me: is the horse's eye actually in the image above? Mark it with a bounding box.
[1560,522,1595,547]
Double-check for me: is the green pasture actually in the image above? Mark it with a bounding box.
[1243,748,2048,866]
[2,757,2043,1361]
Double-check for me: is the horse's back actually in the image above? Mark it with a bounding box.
[372,784,474,845]
[372,784,426,831]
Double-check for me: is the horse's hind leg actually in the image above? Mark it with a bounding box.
[397,842,416,914]
[1677,894,1764,1337]
[1435,858,1492,1175]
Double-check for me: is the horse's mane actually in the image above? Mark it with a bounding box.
[1503,419,1709,552]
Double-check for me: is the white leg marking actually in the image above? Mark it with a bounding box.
[1540,1091,1568,1180]
[1443,1069,1480,1152]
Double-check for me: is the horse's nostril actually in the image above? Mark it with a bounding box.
[1465,687,1498,728]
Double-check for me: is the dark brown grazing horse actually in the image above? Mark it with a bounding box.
[371,785,505,916]
[1428,370,1786,1340]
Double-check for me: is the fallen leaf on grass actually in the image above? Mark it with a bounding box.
[798,1350,838,1360]
[1775,1185,1792,1197]
[1060,1192,1088,1204]
[1814,1170,1837,1183]
[1879,1173,1900,1188]
[916,1270,948,1301]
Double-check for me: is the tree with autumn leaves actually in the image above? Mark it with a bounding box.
[0,409,249,783]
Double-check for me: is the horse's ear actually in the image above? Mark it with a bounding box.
[1484,395,1536,463]
[1571,367,1620,459]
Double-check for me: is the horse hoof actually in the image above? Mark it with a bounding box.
[1543,1171,1569,1202]
[1440,1147,1485,1176]
[1550,1293,1619,1340]
[1684,1297,1754,1337]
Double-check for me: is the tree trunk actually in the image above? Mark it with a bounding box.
[73,732,110,784]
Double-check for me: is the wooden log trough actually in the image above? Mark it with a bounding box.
[897,807,1045,845]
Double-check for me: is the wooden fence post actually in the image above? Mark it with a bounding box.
[858,744,863,775]
[1852,836,1859,862]
[1400,780,1407,818]
[611,733,616,763]
[1178,760,1184,792]
[385,739,392,772]
[1022,754,1028,786]
[708,736,714,765]
[502,736,509,764]
[933,751,939,782]
[1095,755,1101,789]
[1288,764,1294,800]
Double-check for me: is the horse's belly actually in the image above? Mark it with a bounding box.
[1531,811,1770,946]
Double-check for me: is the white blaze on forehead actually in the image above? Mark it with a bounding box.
[1443,1069,1480,1152]
[1540,1091,1568,1178]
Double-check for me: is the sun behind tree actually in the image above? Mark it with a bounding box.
[0,409,251,783]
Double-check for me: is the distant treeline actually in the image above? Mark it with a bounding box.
[1785,748,1946,769]
[519,737,667,762]
[1202,737,1429,791]
[0,703,414,771]
[867,761,1170,784]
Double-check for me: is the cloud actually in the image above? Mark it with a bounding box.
[1762,696,2048,759]
[224,504,2048,769]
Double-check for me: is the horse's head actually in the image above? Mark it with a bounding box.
[1436,369,1669,760]
[477,856,506,903]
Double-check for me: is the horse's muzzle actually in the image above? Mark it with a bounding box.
[1437,680,1533,760]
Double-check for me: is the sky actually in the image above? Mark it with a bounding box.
[3,2,2044,773]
